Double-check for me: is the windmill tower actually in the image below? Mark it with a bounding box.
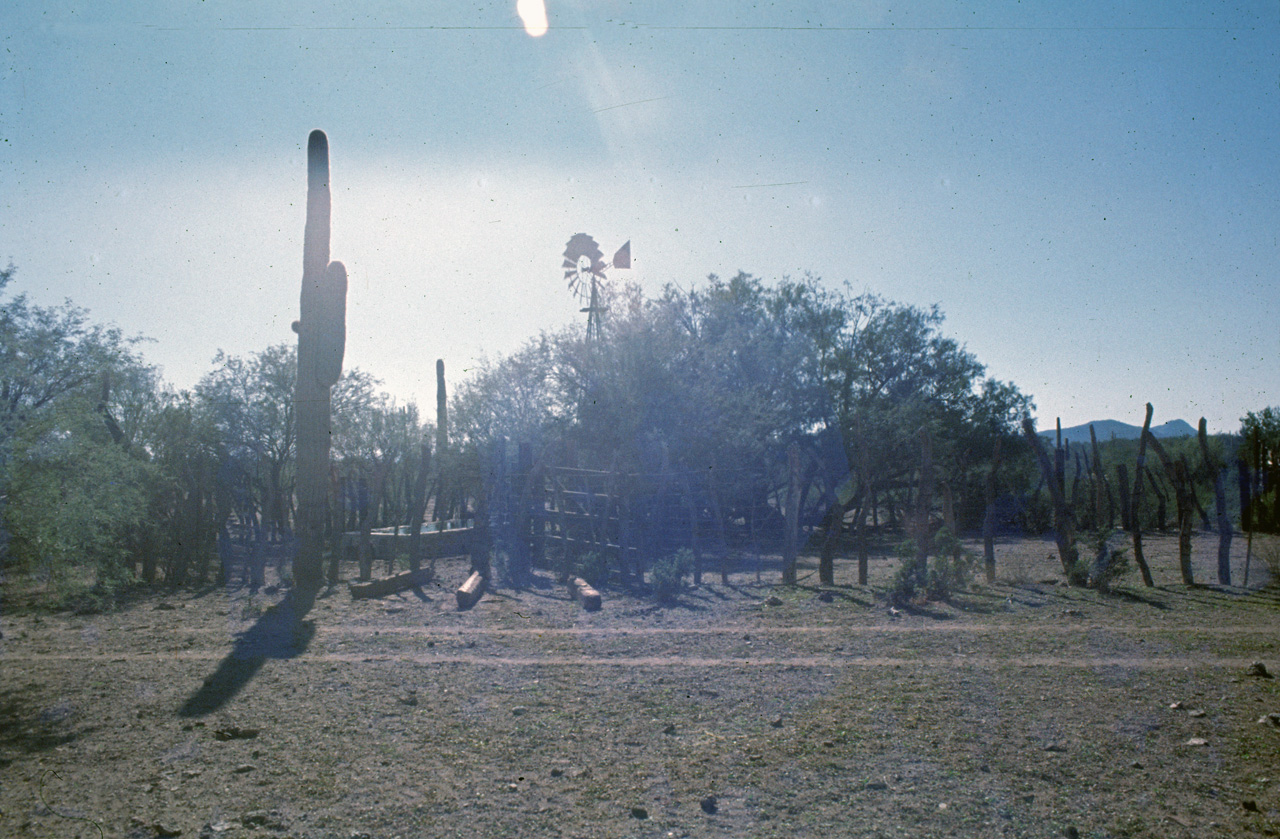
[562,233,630,345]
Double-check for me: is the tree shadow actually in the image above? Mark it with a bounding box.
[178,587,316,718]
[794,583,878,608]
[1100,587,1171,610]
[0,686,100,761]
[950,590,1014,615]
[898,601,956,621]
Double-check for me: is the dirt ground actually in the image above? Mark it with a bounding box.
[3,533,1280,839]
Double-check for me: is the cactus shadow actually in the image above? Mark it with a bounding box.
[178,588,316,718]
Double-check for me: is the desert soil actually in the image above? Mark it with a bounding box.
[3,533,1280,839]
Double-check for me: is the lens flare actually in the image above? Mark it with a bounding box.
[517,0,549,36]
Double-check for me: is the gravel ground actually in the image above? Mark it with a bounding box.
[2,533,1279,838]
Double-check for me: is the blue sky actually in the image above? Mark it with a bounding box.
[2,1,1277,432]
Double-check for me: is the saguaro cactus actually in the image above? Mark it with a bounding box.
[293,129,348,590]
[436,359,448,454]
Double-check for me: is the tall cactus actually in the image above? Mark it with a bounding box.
[436,358,448,455]
[293,129,347,590]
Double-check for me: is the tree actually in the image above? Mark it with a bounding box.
[135,390,225,585]
[1241,407,1280,534]
[196,344,299,535]
[0,264,156,596]
[450,271,1031,586]
[5,392,155,594]
[0,264,142,445]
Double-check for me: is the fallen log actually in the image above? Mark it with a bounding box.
[456,571,486,610]
[349,567,434,600]
[570,577,602,611]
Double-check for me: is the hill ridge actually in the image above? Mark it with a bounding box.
[1039,418,1196,444]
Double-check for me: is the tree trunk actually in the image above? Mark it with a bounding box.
[856,498,869,585]
[982,437,1003,584]
[912,428,935,587]
[818,502,840,587]
[941,480,959,564]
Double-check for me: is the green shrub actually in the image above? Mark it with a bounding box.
[889,529,974,604]
[651,549,693,601]
[926,527,975,600]
[889,539,926,605]
[5,399,153,593]
[1078,530,1130,592]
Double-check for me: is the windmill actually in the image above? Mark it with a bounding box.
[563,233,630,345]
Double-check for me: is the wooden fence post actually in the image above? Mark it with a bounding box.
[553,471,569,582]
[1144,423,1195,585]
[682,473,702,586]
[511,441,533,583]
[1199,418,1232,585]
[1128,405,1156,586]
[1021,418,1082,584]
[406,440,431,573]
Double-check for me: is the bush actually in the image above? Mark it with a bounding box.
[650,549,693,601]
[889,540,926,605]
[574,551,608,588]
[889,529,974,604]
[1077,529,1131,592]
[5,399,153,593]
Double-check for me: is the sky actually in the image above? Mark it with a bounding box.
[2,1,1277,434]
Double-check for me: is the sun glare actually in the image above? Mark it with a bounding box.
[517,0,549,37]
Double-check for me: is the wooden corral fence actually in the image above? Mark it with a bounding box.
[544,466,636,581]
[340,520,482,581]
[484,444,819,586]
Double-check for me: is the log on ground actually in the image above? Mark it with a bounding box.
[570,577,602,611]
[456,571,486,610]
[349,567,434,600]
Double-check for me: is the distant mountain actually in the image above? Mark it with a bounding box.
[1039,419,1197,445]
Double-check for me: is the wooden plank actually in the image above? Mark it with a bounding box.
[348,567,434,600]
[550,466,618,478]
[570,577,602,611]
[456,571,486,610]
[544,535,636,553]
[342,526,484,561]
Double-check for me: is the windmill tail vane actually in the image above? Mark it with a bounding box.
[612,240,631,269]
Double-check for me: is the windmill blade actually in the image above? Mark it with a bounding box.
[563,233,603,264]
